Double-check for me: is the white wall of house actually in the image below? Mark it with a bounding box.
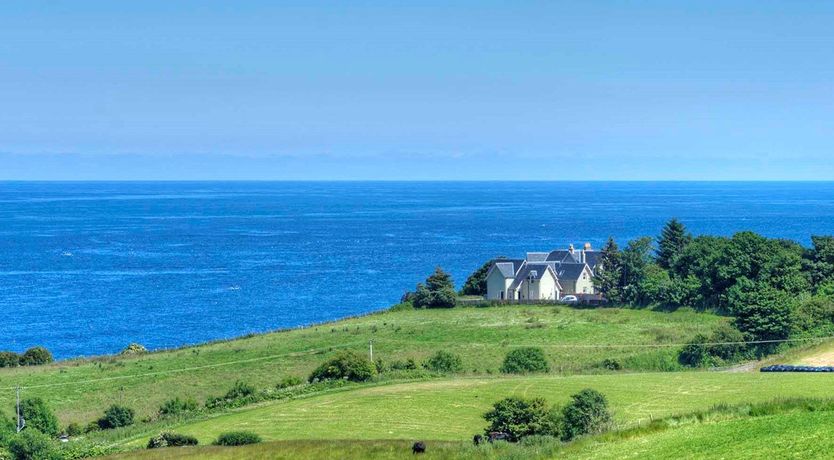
[486,268,513,300]
[576,267,594,294]
[519,271,559,300]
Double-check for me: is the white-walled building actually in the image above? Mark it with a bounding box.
[485,243,600,301]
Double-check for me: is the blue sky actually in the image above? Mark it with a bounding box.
[2,1,834,180]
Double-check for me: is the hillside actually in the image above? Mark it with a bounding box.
[0,305,724,424]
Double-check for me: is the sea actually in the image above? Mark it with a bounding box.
[1,181,832,359]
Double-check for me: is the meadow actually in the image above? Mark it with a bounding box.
[0,305,723,424]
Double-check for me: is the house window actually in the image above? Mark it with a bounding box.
[500,291,504,300]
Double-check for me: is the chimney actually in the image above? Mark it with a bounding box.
[568,243,574,254]
[584,242,592,250]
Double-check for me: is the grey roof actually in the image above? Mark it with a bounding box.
[583,251,602,270]
[509,263,559,290]
[526,252,549,262]
[490,259,525,278]
[552,262,589,281]
[546,250,581,264]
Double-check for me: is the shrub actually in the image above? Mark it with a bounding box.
[483,397,561,442]
[560,389,612,441]
[601,358,622,371]
[65,422,83,437]
[225,381,256,399]
[158,397,198,417]
[18,347,52,366]
[413,267,457,308]
[97,405,135,429]
[390,358,418,370]
[147,432,198,449]
[8,430,56,460]
[0,410,15,447]
[18,398,59,436]
[678,324,746,367]
[120,343,148,355]
[0,352,19,368]
[309,351,376,382]
[423,351,463,373]
[276,376,303,390]
[501,347,549,374]
[205,381,259,409]
[213,431,261,446]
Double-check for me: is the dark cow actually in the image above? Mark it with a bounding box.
[473,434,484,445]
[412,441,426,454]
[488,432,509,443]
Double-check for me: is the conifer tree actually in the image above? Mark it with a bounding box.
[595,237,622,302]
[657,218,692,269]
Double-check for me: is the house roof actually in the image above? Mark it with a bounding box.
[546,250,581,264]
[509,263,561,290]
[490,259,525,278]
[583,251,602,269]
[526,252,549,262]
[552,263,589,281]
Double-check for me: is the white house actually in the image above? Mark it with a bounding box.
[485,243,599,301]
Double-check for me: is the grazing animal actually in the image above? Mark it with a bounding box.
[473,434,484,445]
[412,441,426,454]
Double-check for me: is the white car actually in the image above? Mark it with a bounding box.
[560,295,579,304]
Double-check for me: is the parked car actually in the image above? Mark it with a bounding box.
[560,295,579,304]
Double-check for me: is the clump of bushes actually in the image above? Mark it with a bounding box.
[17,347,53,367]
[98,404,135,429]
[158,397,198,417]
[206,381,258,409]
[0,352,20,368]
[413,267,457,308]
[423,351,463,373]
[213,431,261,446]
[601,358,622,371]
[678,324,747,367]
[19,398,59,436]
[276,376,303,389]
[147,431,199,449]
[120,343,148,355]
[8,429,57,460]
[501,347,549,374]
[390,358,418,370]
[483,396,561,442]
[309,351,376,382]
[482,389,612,444]
[65,422,83,437]
[559,388,612,441]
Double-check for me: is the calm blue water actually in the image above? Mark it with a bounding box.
[1,181,833,359]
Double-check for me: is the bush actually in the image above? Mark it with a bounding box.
[561,389,612,441]
[225,381,256,399]
[18,398,59,436]
[276,376,303,390]
[97,405,135,429]
[0,352,19,368]
[483,397,561,442]
[413,267,457,308]
[18,347,52,366]
[423,351,463,373]
[8,430,56,460]
[213,431,261,446]
[309,351,376,382]
[147,432,198,449]
[390,358,418,370]
[601,358,622,371]
[501,347,550,374]
[158,397,198,417]
[65,422,83,437]
[120,343,148,355]
[0,410,15,448]
[205,381,259,410]
[678,324,746,367]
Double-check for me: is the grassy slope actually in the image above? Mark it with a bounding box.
[104,410,834,460]
[113,372,834,447]
[0,306,724,423]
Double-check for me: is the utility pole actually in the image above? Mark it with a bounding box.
[16,385,23,433]
[369,340,373,363]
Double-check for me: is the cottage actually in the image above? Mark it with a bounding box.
[485,243,599,301]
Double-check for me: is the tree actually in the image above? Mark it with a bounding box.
[620,237,654,304]
[423,350,463,373]
[656,218,691,269]
[500,347,549,374]
[560,389,612,441]
[809,236,834,288]
[309,351,376,382]
[595,237,622,302]
[483,397,561,442]
[18,347,52,366]
[413,267,457,308]
[98,405,135,429]
[728,281,796,352]
[460,258,506,296]
[0,351,20,368]
[18,398,59,436]
[8,430,56,460]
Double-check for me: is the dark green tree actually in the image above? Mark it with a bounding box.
[18,398,59,436]
[483,397,561,442]
[595,237,622,302]
[560,389,612,441]
[18,347,52,366]
[500,347,550,374]
[656,218,691,269]
[809,236,834,288]
[413,267,457,308]
[460,258,506,296]
[309,351,376,382]
[728,281,796,353]
[620,237,654,304]
[98,405,135,429]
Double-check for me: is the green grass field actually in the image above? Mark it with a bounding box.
[0,305,724,424]
[109,372,834,448]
